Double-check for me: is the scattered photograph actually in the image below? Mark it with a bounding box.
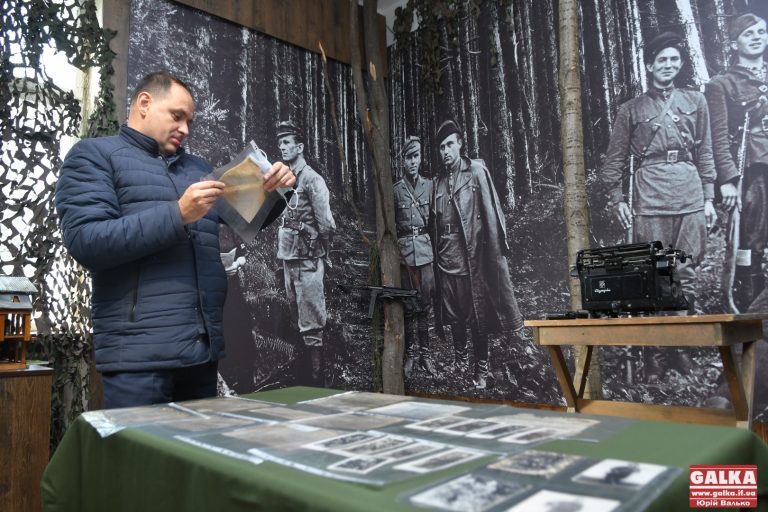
[410,473,530,512]
[305,432,381,452]
[573,459,669,489]
[224,423,339,450]
[341,435,414,456]
[96,404,204,428]
[241,406,322,422]
[296,412,404,430]
[299,391,413,412]
[405,416,471,431]
[395,448,487,474]
[435,419,501,436]
[499,428,559,444]
[504,489,620,512]
[488,450,582,477]
[366,401,470,420]
[164,415,257,433]
[327,455,394,474]
[465,423,529,439]
[374,441,443,461]
[172,397,275,414]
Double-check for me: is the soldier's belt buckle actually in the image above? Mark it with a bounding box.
[666,150,678,163]
[761,116,768,132]
[412,227,421,235]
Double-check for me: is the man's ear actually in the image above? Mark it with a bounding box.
[135,91,152,117]
[298,142,305,154]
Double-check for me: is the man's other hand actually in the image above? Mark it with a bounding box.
[179,180,225,224]
[719,182,740,211]
[263,162,296,192]
[615,201,632,231]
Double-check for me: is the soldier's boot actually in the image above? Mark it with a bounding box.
[451,324,469,373]
[748,262,766,313]
[403,343,418,379]
[474,359,494,390]
[419,345,437,376]
[471,329,494,389]
[733,263,755,313]
[308,346,324,387]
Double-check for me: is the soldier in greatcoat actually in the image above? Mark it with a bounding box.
[430,120,524,389]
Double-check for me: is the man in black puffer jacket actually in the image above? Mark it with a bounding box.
[55,71,296,408]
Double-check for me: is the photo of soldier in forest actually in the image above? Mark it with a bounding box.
[430,119,524,390]
[276,120,336,386]
[599,31,717,381]
[705,13,768,314]
[394,135,437,378]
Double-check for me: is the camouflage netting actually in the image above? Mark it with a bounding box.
[1,0,117,450]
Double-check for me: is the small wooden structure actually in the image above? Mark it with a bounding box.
[0,276,37,370]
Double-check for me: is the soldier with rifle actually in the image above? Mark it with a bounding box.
[601,32,717,314]
[705,13,768,313]
[276,120,336,385]
[600,32,717,381]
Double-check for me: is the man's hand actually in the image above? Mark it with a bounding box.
[615,201,632,230]
[720,182,740,211]
[179,180,225,224]
[263,162,296,192]
[704,199,717,231]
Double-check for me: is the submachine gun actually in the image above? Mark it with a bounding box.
[572,241,690,316]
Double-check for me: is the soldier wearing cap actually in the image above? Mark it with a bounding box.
[430,119,524,389]
[705,13,768,312]
[276,120,336,385]
[394,135,436,377]
[601,31,717,314]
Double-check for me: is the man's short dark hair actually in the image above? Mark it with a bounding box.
[130,71,193,105]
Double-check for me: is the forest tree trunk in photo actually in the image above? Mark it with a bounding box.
[349,0,405,394]
[558,0,601,399]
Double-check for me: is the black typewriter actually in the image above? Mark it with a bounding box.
[572,241,690,316]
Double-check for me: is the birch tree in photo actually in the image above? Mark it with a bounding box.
[349,0,405,394]
[489,1,516,207]
[559,0,601,399]
[676,0,710,85]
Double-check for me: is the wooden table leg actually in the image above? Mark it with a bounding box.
[718,345,749,426]
[739,340,757,428]
[546,345,579,412]
[573,345,593,398]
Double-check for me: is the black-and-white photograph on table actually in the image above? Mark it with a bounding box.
[572,458,669,489]
[394,448,487,474]
[488,450,583,478]
[304,432,381,453]
[327,455,395,475]
[408,473,530,512]
[504,489,620,512]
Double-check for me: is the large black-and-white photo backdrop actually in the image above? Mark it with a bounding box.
[127,0,768,420]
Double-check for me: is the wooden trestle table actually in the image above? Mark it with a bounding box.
[525,314,767,429]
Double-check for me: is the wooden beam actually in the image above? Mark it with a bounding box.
[171,0,387,68]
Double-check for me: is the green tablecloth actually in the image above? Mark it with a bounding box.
[41,387,768,511]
